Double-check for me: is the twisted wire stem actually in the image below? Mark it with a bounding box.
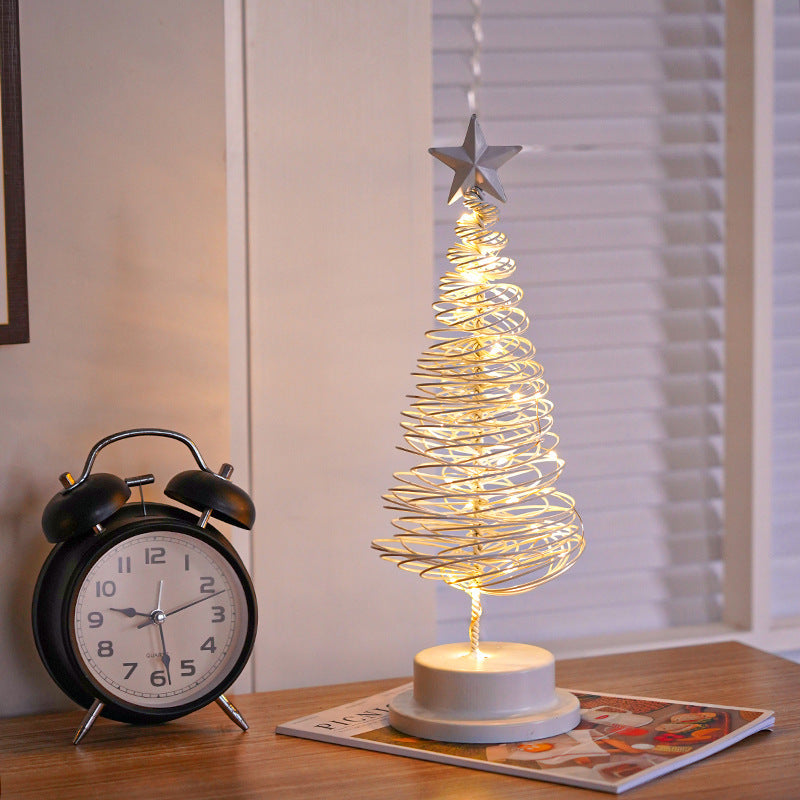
[468,587,483,656]
[374,188,584,636]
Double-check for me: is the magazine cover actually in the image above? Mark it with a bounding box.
[276,683,774,794]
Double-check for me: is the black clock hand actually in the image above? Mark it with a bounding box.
[157,623,172,685]
[164,589,226,619]
[154,580,171,684]
[111,578,166,621]
[110,607,150,618]
[137,589,225,628]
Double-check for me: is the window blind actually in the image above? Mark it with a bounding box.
[772,0,800,621]
[432,0,726,648]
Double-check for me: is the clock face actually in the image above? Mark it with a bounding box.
[70,529,251,709]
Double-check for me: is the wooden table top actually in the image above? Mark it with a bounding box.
[0,641,796,799]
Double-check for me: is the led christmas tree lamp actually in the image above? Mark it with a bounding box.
[372,116,585,744]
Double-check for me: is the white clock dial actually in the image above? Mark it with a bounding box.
[71,530,250,708]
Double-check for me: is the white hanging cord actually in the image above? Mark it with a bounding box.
[456,0,601,154]
[467,0,483,116]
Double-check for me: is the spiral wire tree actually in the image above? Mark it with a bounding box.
[372,119,584,657]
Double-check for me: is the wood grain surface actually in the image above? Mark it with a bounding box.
[0,642,796,799]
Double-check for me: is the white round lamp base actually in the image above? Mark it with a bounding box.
[389,642,580,744]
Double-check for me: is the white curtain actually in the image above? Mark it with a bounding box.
[432,0,727,647]
[772,0,800,622]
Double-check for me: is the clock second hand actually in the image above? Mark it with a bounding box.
[137,589,225,629]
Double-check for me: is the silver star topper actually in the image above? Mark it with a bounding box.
[429,115,522,205]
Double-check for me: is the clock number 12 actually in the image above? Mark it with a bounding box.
[145,547,166,565]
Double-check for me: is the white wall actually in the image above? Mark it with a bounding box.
[0,0,230,716]
[0,0,436,717]
[242,0,437,690]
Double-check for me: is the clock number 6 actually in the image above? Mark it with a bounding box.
[150,670,167,687]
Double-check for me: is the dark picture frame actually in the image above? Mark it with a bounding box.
[0,0,27,344]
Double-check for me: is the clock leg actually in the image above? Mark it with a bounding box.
[73,699,104,745]
[215,694,249,731]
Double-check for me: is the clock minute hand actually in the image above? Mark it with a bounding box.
[155,579,171,684]
[157,624,172,685]
[136,589,225,628]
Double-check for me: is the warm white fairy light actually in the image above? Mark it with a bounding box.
[373,184,584,651]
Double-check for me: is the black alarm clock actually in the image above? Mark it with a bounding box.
[32,428,257,744]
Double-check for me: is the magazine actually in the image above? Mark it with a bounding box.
[276,683,774,794]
